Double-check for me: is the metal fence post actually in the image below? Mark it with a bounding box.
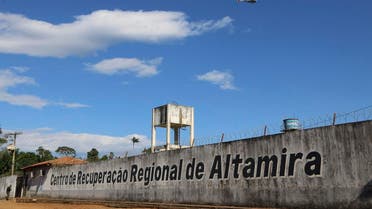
[332,113,337,126]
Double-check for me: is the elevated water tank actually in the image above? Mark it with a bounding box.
[151,104,194,153]
[283,118,301,132]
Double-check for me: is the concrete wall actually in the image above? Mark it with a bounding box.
[0,175,17,199]
[25,121,372,209]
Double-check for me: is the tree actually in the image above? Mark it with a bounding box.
[142,147,151,154]
[36,146,54,162]
[0,149,11,176]
[109,152,114,160]
[1,149,41,176]
[0,138,7,147]
[100,155,108,161]
[55,146,76,157]
[16,151,39,171]
[101,152,115,161]
[87,148,99,162]
[131,137,140,149]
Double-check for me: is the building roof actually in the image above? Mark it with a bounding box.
[22,156,86,170]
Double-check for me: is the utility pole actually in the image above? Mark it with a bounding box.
[5,132,22,176]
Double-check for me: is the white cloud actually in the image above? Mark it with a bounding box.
[0,10,233,57]
[197,70,237,90]
[189,16,234,35]
[0,69,88,109]
[0,69,47,108]
[54,102,90,109]
[0,69,35,89]
[10,66,30,73]
[89,57,162,77]
[0,91,48,109]
[16,128,150,157]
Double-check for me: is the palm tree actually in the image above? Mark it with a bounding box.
[131,137,140,149]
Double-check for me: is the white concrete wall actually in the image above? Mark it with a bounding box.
[0,175,17,199]
[25,121,372,209]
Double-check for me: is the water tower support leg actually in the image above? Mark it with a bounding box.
[166,106,171,150]
[151,108,156,153]
[174,128,180,145]
[190,108,194,146]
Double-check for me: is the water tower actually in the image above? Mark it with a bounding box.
[151,104,194,153]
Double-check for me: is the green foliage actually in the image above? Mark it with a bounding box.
[142,147,151,154]
[131,136,140,149]
[0,149,11,176]
[0,138,7,147]
[16,151,39,171]
[100,152,115,161]
[36,146,54,162]
[87,148,99,162]
[55,146,76,157]
[0,145,54,176]
[100,155,108,161]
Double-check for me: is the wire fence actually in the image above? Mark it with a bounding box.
[194,105,372,146]
[301,105,372,129]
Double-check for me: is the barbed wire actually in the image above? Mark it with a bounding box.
[302,105,372,129]
[195,105,372,146]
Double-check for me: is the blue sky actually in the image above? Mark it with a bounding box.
[0,0,371,157]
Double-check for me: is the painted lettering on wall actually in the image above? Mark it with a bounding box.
[50,148,322,187]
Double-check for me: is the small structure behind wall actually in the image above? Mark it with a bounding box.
[151,104,194,153]
[22,157,86,197]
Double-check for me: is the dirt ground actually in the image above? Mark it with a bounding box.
[0,200,147,209]
[0,199,276,209]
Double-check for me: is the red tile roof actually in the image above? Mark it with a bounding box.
[22,156,86,170]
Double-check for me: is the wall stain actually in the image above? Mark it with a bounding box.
[359,180,372,200]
